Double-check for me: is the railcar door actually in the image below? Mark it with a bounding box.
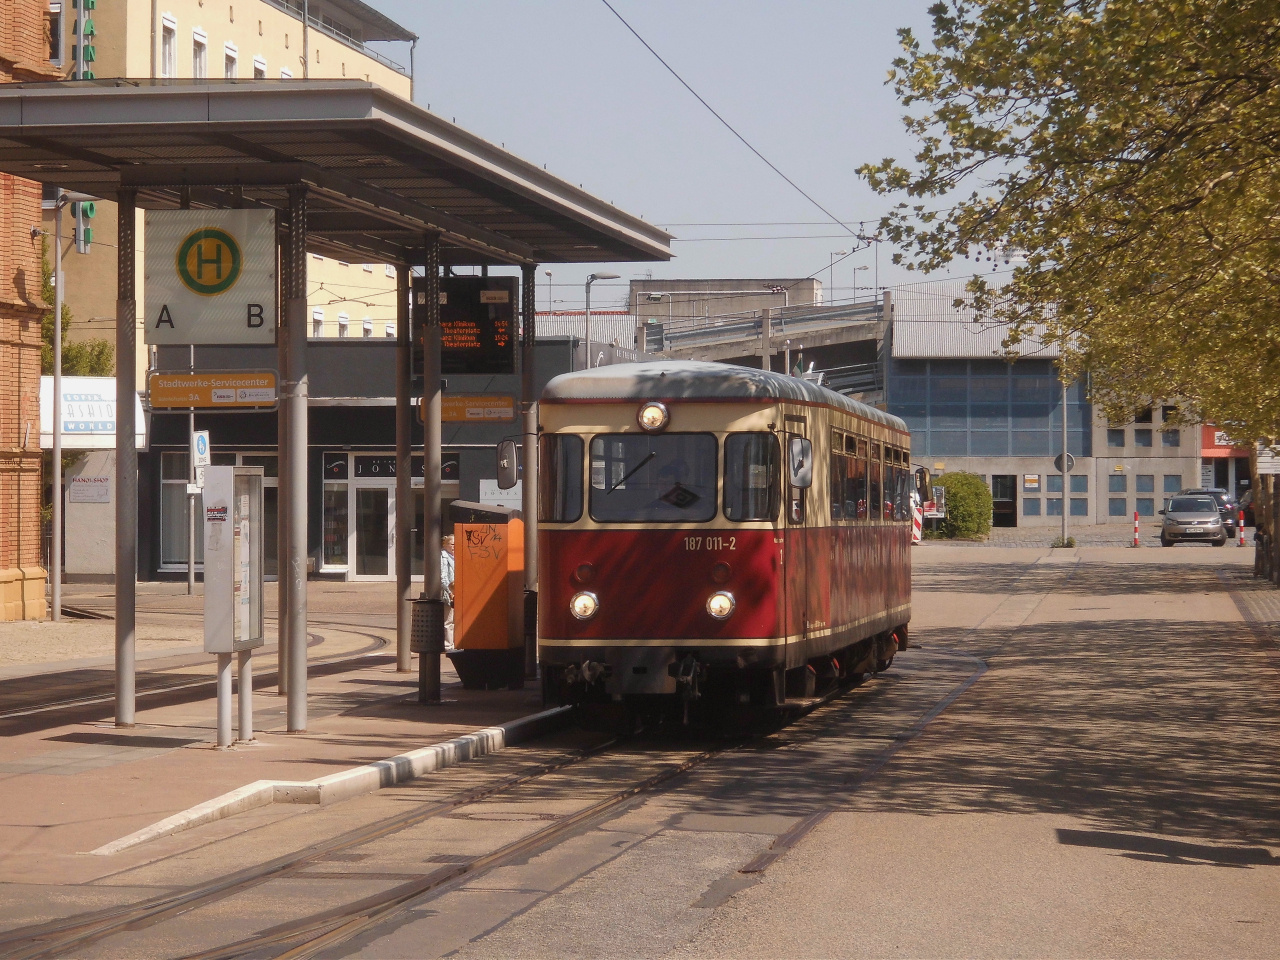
[783,415,813,669]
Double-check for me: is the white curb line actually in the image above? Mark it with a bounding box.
[90,705,573,857]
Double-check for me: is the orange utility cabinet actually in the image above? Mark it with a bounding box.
[447,501,525,689]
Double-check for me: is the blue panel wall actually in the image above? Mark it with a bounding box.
[887,359,1091,458]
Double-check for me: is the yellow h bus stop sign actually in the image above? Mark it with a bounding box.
[144,210,276,345]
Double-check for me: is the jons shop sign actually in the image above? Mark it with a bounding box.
[144,210,277,345]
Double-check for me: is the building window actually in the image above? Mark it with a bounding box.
[1134,407,1153,423]
[224,43,238,78]
[1162,429,1180,447]
[1047,498,1063,516]
[1108,474,1127,493]
[311,308,324,337]
[385,264,395,277]
[1161,405,1178,422]
[1047,474,1063,493]
[192,32,208,79]
[362,318,373,338]
[363,263,373,272]
[1136,497,1155,516]
[161,20,177,77]
[337,313,350,337]
[1109,497,1128,517]
[280,66,293,78]
[1134,428,1153,448]
[1024,498,1041,516]
[1070,498,1088,516]
[253,56,266,78]
[1136,474,1155,493]
[1107,429,1125,447]
[47,3,63,65]
[384,324,396,338]
[1163,474,1183,493]
[160,453,204,567]
[1070,475,1088,493]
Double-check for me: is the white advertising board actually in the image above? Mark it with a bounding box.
[1257,442,1280,475]
[39,376,147,450]
[203,466,265,654]
[478,479,523,511]
[145,210,277,345]
[68,476,111,503]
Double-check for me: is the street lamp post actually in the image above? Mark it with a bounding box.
[828,250,848,304]
[1061,379,1069,545]
[850,264,868,298]
[544,269,552,315]
[584,272,619,370]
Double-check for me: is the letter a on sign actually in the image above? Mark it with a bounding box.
[144,209,277,345]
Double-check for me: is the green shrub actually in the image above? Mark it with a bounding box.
[935,472,993,539]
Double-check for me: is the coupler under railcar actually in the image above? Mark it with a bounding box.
[541,624,908,726]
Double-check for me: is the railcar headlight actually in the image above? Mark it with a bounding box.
[706,591,736,620]
[570,591,599,620]
[637,401,669,433]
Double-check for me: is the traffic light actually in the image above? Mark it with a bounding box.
[71,200,94,254]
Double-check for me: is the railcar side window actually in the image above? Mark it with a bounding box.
[589,433,718,523]
[724,433,780,521]
[538,434,584,523]
[845,448,868,519]
[830,449,847,520]
[869,444,882,521]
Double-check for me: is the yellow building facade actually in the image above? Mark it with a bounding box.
[43,0,415,376]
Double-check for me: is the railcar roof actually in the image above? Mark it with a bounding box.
[541,360,908,433]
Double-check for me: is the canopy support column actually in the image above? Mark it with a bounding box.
[418,235,443,704]
[115,188,137,727]
[276,213,290,695]
[520,263,539,680]
[285,185,309,732]
[395,263,413,672]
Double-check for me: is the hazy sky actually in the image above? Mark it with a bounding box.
[370,0,956,309]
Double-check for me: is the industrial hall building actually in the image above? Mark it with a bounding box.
[883,280,1242,528]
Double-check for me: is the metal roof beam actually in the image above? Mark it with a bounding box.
[119,162,537,265]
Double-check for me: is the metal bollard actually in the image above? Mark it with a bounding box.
[411,598,446,704]
[237,649,254,743]
[1133,510,1140,548]
[216,653,233,748]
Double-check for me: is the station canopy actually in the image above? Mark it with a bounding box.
[0,79,672,267]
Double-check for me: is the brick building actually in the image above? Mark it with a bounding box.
[0,0,59,618]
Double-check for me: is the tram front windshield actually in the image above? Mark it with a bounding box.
[589,433,718,523]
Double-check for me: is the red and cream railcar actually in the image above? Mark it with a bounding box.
[537,360,915,717]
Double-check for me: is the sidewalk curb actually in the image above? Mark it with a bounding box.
[89,705,573,857]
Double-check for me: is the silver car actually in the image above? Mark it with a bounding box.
[1160,495,1227,547]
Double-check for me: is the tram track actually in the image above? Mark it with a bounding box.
[0,666,975,960]
[0,629,392,723]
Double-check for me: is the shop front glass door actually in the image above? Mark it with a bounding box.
[354,487,392,578]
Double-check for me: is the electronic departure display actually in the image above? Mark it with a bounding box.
[413,275,518,375]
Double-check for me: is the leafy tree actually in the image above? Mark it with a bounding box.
[934,472,993,539]
[862,0,1280,439]
[40,235,113,376]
